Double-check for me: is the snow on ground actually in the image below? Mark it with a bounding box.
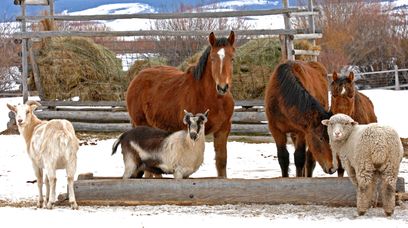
[0,90,408,227]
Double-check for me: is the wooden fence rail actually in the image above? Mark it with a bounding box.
[31,99,269,134]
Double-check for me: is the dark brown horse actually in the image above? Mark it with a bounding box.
[126,31,235,178]
[264,60,336,177]
[330,71,377,123]
[329,71,377,177]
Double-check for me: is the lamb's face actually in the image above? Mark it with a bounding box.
[322,113,357,142]
[183,110,209,141]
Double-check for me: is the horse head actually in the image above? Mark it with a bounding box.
[306,110,337,175]
[331,71,356,116]
[208,31,235,96]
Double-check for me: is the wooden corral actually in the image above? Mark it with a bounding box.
[58,174,405,207]
[33,100,269,135]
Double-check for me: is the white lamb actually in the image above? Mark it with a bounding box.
[7,100,79,209]
[322,113,403,216]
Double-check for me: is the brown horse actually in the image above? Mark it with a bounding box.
[126,31,235,178]
[329,71,377,177]
[330,71,377,123]
[264,60,336,177]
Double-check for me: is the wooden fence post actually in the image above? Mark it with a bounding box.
[394,65,400,90]
[283,0,294,61]
[20,2,28,103]
[308,0,317,61]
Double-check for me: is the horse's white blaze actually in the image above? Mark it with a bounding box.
[217,48,225,74]
[341,86,346,95]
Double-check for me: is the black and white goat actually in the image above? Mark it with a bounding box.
[112,110,208,179]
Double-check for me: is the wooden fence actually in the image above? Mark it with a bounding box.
[13,0,321,103]
[32,99,269,135]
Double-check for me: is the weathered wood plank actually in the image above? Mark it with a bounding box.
[71,122,269,134]
[35,110,267,124]
[17,8,303,21]
[13,29,297,39]
[38,99,265,108]
[35,110,131,123]
[70,177,405,206]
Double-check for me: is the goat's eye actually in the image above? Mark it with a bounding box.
[26,111,29,114]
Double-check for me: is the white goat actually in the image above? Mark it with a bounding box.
[322,113,403,216]
[112,110,208,179]
[7,100,79,209]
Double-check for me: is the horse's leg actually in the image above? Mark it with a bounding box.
[270,128,289,177]
[304,149,316,177]
[291,133,306,177]
[213,123,231,178]
[336,155,345,177]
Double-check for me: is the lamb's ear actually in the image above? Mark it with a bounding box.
[6,103,16,113]
[351,120,358,126]
[321,119,330,126]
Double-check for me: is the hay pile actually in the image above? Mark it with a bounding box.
[31,37,125,101]
[126,57,168,86]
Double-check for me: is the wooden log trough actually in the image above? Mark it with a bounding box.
[57,173,406,207]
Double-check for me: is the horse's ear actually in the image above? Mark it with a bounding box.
[332,71,338,81]
[6,103,16,113]
[228,31,235,46]
[209,32,216,46]
[348,72,355,82]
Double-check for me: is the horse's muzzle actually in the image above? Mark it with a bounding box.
[216,84,229,95]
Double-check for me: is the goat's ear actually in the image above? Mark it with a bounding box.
[204,109,209,118]
[321,119,330,126]
[6,103,16,113]
[183,110,190,125]
[26,100,41,111]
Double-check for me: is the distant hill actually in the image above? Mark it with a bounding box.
[0,0,403,21]
[0,0,298,21]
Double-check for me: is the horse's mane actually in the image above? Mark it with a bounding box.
[192,37,230,80]
[276,61,331,119]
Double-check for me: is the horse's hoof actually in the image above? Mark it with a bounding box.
[70,202,79,210]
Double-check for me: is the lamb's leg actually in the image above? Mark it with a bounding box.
[356,169,374,216]
[381,171,397,216]
[66,161,78,210]
[45,168,57,209]
[32,166,44,208]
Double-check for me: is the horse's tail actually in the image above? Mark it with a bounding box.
[111,133,124,155]
[275,61,330,119]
